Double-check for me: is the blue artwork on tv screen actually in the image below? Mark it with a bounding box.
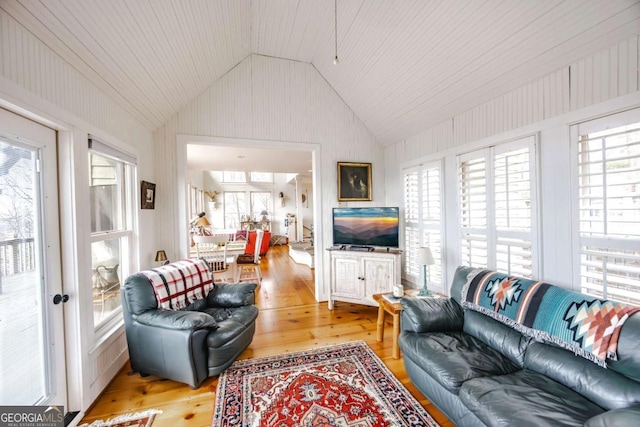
[332,207,399,248]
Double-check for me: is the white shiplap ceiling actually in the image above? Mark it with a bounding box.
[3,0,640,147]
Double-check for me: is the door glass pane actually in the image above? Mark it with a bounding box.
[0,139,47,404]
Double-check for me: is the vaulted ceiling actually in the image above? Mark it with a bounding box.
[3,0,639,145]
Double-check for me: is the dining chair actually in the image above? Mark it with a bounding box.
[193,234,234,283]
[235,229,264,283]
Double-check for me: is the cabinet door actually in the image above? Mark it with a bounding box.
[332,256,361,298]
[362,257,395,296]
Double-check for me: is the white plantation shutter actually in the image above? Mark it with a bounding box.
[421,167,443,287]
[459,155,488,269]
[404,169,420,278]
[403,161,444,288]
[575,113,640,306]
[459,137,537,277]
[494,144,534,277]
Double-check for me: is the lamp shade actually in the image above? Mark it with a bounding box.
[155,250,168,262]
[194,216,211,227]
[417,247,435,266]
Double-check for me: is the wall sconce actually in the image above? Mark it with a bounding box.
[279,191,285,207]
[155,250,169,266]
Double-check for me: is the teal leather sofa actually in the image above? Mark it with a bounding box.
[399,266,640,426]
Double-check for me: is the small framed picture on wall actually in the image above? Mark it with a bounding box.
[141,180,156,209]
[337,162,372,202]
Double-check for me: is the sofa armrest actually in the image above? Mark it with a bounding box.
[400,297,464,333]
[584,405,640,427]
[133,309,217,330]
[207,282,257,307]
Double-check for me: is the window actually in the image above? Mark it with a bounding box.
[250,172,273,183]
[458,136,537,278]
[188,185,205,220]
[223,191,246,229]
[88,139,136,329]
[222,171,247,183]
[250,191,272,220]
[403,161,443,288]
[573,110,640,305]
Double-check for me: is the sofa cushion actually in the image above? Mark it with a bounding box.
[400,297,464,333]
[449,265,477,305]
[607,313,640,383]
[460,370,604,427]
[399,330,520,394]
[464,310,531,368]
[525,342,640,410]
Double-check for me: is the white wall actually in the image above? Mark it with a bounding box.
[0,9,155,412]
[385,35,640,293]
[154,54,385,300]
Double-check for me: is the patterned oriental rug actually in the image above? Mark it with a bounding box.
[212,341,439,426]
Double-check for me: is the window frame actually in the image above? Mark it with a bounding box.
[88,140,137,333]
[402,160,445,290]
[457,135,539,278]
[570,108,640,305]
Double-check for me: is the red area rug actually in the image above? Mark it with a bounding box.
[212,341,439,426]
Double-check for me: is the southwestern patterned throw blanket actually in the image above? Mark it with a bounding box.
[462,269,640,367]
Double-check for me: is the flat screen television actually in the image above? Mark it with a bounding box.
[332,207,399,248]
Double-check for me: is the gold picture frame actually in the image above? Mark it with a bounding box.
[141,180,156,209]
[337,162,372,201]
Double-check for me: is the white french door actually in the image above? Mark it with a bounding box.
[0,108,66,407]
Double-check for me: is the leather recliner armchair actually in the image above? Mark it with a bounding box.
[121,262,258,389]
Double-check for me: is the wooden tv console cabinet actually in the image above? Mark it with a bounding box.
[327,247,401,310]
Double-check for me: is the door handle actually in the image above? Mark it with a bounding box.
[53,294,69,305]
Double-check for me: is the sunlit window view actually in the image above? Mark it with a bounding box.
[578,122,640,305]
[89,152,134,328]
[0,138,46,404]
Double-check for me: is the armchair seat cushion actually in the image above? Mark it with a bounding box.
[204,305,258,327]
[399,331,520,394]
[460,370,605,427]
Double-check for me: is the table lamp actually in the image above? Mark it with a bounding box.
[416,247,435,296]
[155,250,168,266]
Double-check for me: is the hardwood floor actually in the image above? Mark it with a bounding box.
[80,245,453,426]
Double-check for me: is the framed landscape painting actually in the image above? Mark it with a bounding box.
[337,162,372,202]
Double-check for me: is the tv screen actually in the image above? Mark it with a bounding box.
[332,207,399,248]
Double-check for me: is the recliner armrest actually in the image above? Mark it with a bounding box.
[400,297,464,333]
[584,404,640,427]
[207,282,257,307]
[133,309,217,330]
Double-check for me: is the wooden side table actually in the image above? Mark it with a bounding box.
[372,293,404,359]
